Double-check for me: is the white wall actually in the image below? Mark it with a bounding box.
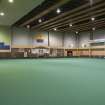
[31,31,48,46]
[64,32,76,48]
[12,27,32,47]
[79,31,90,48]
[0,26,105,49]
[93,29,105,40]
[49,31,63,47]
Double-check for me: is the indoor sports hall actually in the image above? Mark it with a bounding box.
[0,0,105,105]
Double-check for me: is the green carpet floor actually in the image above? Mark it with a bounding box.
[0,58,105,105]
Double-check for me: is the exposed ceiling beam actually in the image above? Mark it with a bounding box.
[32,0,103,29]
[20,0,70,27]
[41,8,105,30]
[59,20,105,32]
[38,2,105,30]
[55,18,105,31]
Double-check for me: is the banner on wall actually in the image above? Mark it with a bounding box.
[33,33,48,46]
[35,34,44,43]
[0,42,10,50]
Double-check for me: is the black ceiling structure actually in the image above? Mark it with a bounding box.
[13,0,105,32]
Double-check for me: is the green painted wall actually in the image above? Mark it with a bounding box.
[0,26,11,45]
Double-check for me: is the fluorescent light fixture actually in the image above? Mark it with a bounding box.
[38,19,42,23]
[69,23,73,27]
[91,17,95,21]
[27,25,30,29]
[56,8,61,14]
[8,0,14,3]
[53,28,57,31]
[76,31,78,34]
[92,27,95,31]
[0,12,5,16]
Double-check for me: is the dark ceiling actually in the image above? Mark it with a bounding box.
[14,0,105,32]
